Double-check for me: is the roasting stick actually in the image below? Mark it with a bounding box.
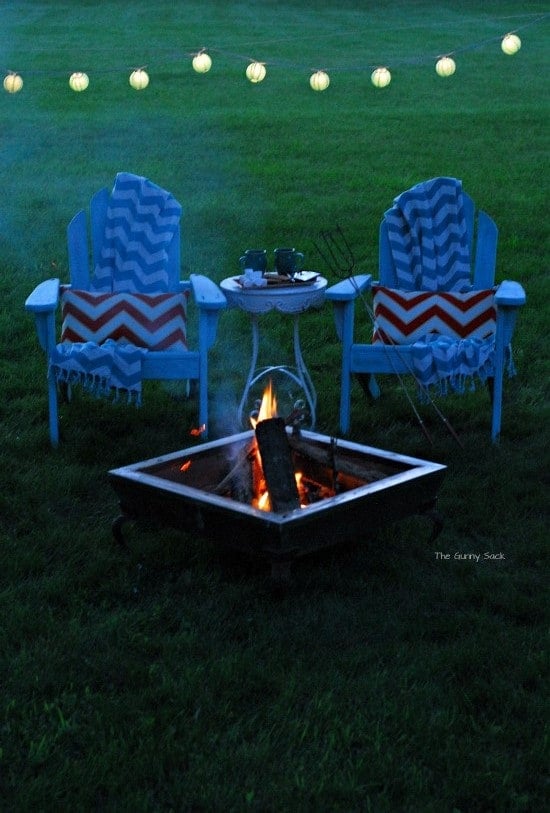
[315,226,463,448]
[316,229,433,445]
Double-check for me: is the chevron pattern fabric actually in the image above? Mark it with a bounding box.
[91,172,181,294]
[50,339,146,402]
[385,177,471,292]
[61,290,188,351]
[372,287,496,345]
[411,334,495,393]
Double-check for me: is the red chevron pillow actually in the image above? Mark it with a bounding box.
[61,290,187,350]
[372,287,496,345]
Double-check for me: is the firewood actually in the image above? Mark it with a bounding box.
[211,442,255,495]
[255,418,301,512]
[287,435,388,483]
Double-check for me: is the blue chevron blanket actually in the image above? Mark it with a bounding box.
[91,172,181,293]
[385,177,471,293]
[50,339,146,403]
[53,174,182,398]
[411,333,516,397]
[383,177,495,392]
[411,334,495,396]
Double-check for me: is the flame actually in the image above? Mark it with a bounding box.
[255,471,306,512]
[250,380,277,429]
[190,424,206,437]
[249,381,309,512]
[180,459,192,472]
[295,471,309,507]
[256,490,271,511]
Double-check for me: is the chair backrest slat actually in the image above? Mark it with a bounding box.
[68,183,182,292]
[90,187,110,280]
[67,209,91,289]
[378,190,497,291]
[472,210,498,289]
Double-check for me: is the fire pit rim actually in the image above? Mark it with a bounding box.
[108,429,447,525]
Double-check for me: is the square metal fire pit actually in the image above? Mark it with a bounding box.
[108,429,446,581]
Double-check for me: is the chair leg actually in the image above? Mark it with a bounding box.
[491,335,507,443]
[47,370,60,447]
[59,380,71,403]
[198,355,208,438]
[491,365,504,443]
[355,373,380,401]
[339,370,352,435]
[368,374,381,399]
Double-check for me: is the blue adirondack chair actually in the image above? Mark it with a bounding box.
[326,179,526,442]
[25,174,226,447]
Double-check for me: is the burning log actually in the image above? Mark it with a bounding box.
[230,458,255,504]
[211,442,255,497]
[255,417,301,512]
[287,435,389,484]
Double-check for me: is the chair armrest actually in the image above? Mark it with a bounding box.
[189,274,227,310]
[325,274,372,301]
[494,280,526,307]
[24,278,61,313]
[25,278,61,353]
[189,275,226,353]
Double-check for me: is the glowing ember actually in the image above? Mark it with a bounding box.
[190,424,206,437]
[295,471,307,506]
[180,459,192,472]
[254,471,307,512]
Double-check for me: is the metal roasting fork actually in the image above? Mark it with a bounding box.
[315,225,356,281]
[314,226,463,447]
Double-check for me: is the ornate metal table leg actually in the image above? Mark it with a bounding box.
[292,314,317,428]
[237,313,261,426]
[237,313,318,428]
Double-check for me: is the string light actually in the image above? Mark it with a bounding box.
[371,67,391,88]
[435,56,456,77]
[309,70,330,91]
[246,61,267,83]
[501,33,521,55]
[3,71,23,93]
[69,72,89,92]
[129,68,149,90]
[192,50,212,73]
[2,14,545,96]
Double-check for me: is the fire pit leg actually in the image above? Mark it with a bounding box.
[112,513,133,549]
[423,505,445,543]
[269,558,293,586]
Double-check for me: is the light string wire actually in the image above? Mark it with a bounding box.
[2,12,548,81]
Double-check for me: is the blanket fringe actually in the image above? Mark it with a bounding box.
[416,342,516,401]
[51,365,142,406]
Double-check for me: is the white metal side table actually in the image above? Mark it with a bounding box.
[220,276,327,428]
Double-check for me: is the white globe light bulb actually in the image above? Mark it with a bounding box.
[371,67,391,88]
[501,34,521,56]
[192,52,212,74]
[246,62,266,84]
[309,70,330,92]
[69,72,89,92]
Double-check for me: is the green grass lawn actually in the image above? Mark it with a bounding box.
[1,2,549,810]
